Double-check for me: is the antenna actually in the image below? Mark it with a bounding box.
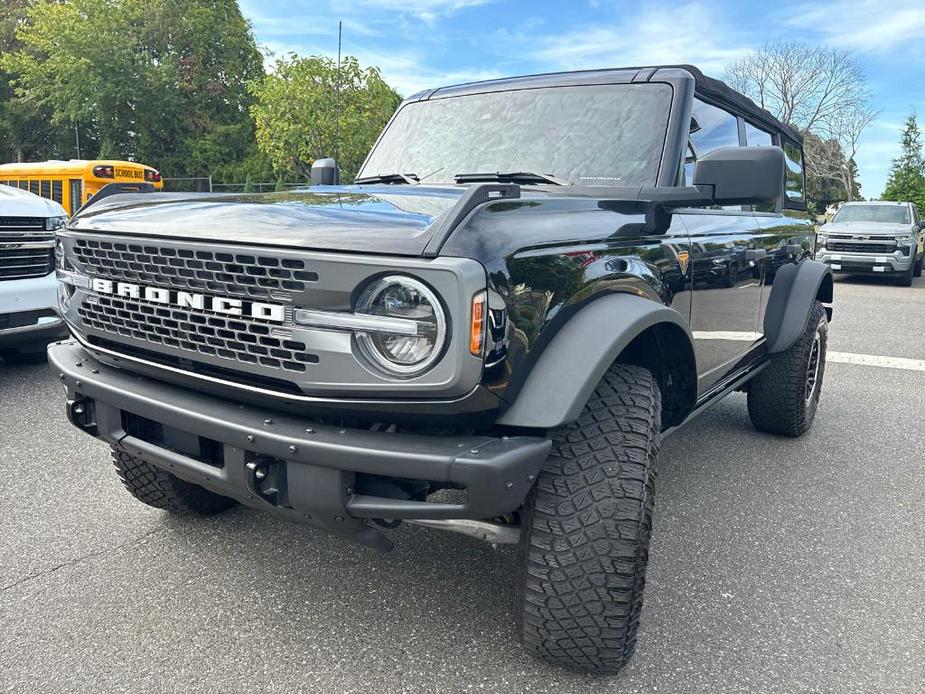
[333,20,342,177]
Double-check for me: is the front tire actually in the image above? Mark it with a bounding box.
[747,300,827,437]
[913,255,923,278]
[112,449,236,515]
[897,265,914,286]
[516,364,661,675]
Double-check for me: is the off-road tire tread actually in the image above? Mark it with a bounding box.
[112,449,235,515]
[747,300,827,437]
[913,256,923,278]
[516,363,661,674]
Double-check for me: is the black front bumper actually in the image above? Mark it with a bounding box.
[49,340,549,550]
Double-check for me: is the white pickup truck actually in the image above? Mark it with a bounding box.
[0,184,68,362]
[816,201,925,286]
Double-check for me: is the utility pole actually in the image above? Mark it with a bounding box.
[333,20,342,173]
[75,123,81,159]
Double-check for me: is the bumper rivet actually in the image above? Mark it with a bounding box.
[59,373,65,380]
[74,362,82,367]
[345,487,353,495]
[75,380,82,387]
[288,445,297,454]
[502,436,510,441]
[335,516,344,522]
[470,448,479,455]
[254,467,267,480]
[505,481,514,490]
[527,474,535,482]
[90,369,99,374]
[305,428,314,434]
[74,404,85,414]
[264,418,273,425]
[246,435,256,443]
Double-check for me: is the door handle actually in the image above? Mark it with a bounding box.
[744,248,767,261]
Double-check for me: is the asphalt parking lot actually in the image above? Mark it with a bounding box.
[2,274,924,694]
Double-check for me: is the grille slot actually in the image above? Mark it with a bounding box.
[78,294,319,373]
[826,241,897,254]
[0,246,55,280]
[72,238,319,301]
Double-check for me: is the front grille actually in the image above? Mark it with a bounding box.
[72,238,318,301]
[0,217,54,280]
[827,241,896,254]
[0,246,55,280]
[78,293,319,373]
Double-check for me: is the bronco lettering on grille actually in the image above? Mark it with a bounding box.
[90,278,286,323]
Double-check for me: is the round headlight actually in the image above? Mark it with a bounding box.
[355,275,447,377]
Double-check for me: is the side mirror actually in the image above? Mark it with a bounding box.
[311,158,340,186]
[918,221,925,231]
[693,146,785,206]
[817,217,827,226]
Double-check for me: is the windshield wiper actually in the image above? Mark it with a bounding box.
[454,171,570,186]
[354,172,419,185]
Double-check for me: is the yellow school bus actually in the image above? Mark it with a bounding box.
[0,160,163,215]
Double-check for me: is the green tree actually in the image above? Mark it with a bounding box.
[882,112,925,208]
[249,54,401,182]
[2,0,265,178]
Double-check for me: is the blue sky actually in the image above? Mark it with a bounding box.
[239,0,925,197]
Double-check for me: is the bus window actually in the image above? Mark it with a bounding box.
[40,180,51,199]
[52,180,63,205]
[29,181,39,195]
[18,180,28,191]
[69,179,83,212]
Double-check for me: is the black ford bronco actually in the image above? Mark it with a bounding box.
[50,65,831,674]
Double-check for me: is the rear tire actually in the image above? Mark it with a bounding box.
[112,448,236,515]
[516,364,661,675]
[747,300,827,437]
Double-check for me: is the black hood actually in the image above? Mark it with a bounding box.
[68,186,469,256]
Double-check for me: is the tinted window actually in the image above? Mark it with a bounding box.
[684,99,741,184]
[361,83,673,187]
[782,140,805,204]
[745,122,773,146]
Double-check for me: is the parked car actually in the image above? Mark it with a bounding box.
[0,184,67,363]
[49,65,830,675]
[816,200,925,286]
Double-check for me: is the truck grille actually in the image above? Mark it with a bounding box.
[0,217,54,281]
[72,238,318,301]
[826,241,896,254]
[78,293,319,373]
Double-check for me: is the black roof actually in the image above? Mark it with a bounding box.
[416,64,803,147]
[671,64,803,145]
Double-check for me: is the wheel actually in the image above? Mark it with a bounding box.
[516,363,661,674]
[111,448,236,515]
[897,265,914,286]
[914,255,923,278]
[747,300,827,437]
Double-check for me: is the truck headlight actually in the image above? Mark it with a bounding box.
[354,275,447,377]
[46,216,68,231]
[895,234,914,243]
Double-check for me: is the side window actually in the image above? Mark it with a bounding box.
[683,99,740,184]
[782,140,805,206]
[29,180,39,195]
[744,122,773,147]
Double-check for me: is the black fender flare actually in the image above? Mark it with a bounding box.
[496,293,696,429]
[763,259,833,354]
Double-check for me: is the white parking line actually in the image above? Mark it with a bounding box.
[828,352,925,372]
[691,332,925,372]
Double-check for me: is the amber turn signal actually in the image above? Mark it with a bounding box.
[470,291,486,356]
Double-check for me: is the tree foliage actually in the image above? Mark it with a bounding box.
[882,112,925,209]
[1,0,267,180]
[725,42,875,209]
[249,54,401,182]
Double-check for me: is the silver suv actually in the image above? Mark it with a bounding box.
[817,201,925,286]
[0,184,68,362]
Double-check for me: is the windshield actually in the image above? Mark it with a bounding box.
[833,204,910,225]
[359,83,672,187]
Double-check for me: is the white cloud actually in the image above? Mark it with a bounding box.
[357,0,493,23]
[789,0,925,54]
[531,2,753,75]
